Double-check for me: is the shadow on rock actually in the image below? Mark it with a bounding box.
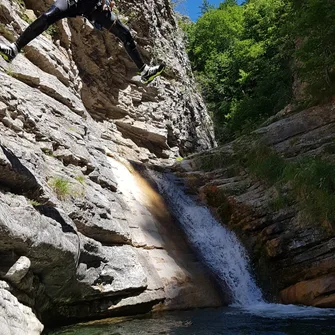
[35,205,78,235]
[0,145,42,198]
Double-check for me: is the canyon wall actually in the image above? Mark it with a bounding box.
[0,0,220,333]
[174,102,335,308]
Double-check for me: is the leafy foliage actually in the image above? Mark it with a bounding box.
[234,138,335,227]
[178,0,335,228]
[183,0,335,142]
[185,0,294,142]
[292,0,335,101]
[283,157,335,224]
[200,0,215,14]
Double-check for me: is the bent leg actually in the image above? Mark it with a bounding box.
[93,10,145,70]
[16,0,71,51]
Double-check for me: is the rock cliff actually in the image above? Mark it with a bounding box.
[174,101,335,308]
[0,0,219,333]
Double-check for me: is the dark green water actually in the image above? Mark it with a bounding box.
[48,305,335,335]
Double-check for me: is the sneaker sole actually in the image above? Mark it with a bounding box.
[141,64,166,84]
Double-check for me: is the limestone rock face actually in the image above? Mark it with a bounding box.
[0,0,219,333]
[280,273,335,308]
[174,101,335,308]
[0,281,44,335]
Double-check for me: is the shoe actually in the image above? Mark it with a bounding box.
[141,63,165,84]
[0,42,18,62]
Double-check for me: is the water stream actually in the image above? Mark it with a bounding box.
[49,172,335,334]
[150,172,264,306]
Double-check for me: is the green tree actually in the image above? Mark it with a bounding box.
[200,0,215,14]
[186,0,294,142]
[188,2,244,71]
[291,0,335,102]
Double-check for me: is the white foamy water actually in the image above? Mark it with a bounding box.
[151,172,264,306]
[239,302,335,319]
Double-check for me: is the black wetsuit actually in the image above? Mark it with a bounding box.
[16,0,145,69]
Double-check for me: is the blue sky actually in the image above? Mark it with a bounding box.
[176,0,243,21]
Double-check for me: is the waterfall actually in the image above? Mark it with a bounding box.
[150,171,264,307]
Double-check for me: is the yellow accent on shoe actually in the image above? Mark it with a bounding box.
[141,64,165,84]
[0,51,10,62]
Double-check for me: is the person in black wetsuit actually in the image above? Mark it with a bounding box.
[0,0,165,84]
